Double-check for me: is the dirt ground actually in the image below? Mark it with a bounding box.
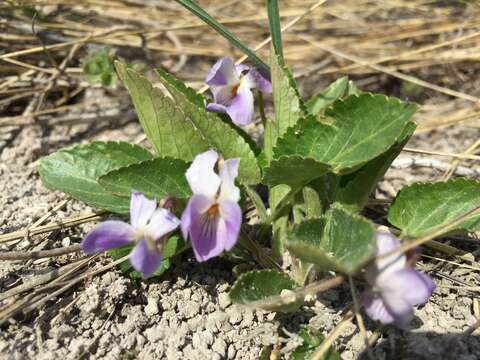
[1,1,480,359]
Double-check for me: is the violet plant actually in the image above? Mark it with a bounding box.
[38,0,480,355]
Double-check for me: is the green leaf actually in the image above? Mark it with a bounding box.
[229,269,301,312]
[109,236,186,278]
[388,179,480,237]
[263,156,331,189]
[292,326,340,360]
[116,61,209,160]
[264,51,305,161]
[83,48,117,87]
[99,157,191,200]
[155,67,261,185]
[174,0,269,72]
[39,141,153,214]
[267,0,283,62]
[333,121,416,211]
[276,94,416,171]
[287,204,376,275]
[305,77,349,115]
[265,94,417,188]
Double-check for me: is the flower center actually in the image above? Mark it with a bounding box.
[230,83,240,97]
[207,203,220,216]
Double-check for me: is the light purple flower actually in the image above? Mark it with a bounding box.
[205,57,272,126]
[81,192,180,278]
[181,149,242,262]
[363,231,435,327]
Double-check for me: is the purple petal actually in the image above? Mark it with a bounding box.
[181,194,214,241]
[226,83,254,125]
[183,194,224,262]
[363,292,395,324]
[81,220,134,254]
[145,208,180,240]
[129,239,162,278]
[219,200,242,250]
[218,158,240,203]
[206,57,238,87]
[186,149,221,198]
[130,192,157,229]
[383,268,435,306]
[374,231,406,278]
[206,102,228,114]
[244,67,272,93]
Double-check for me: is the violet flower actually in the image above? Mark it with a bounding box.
[205,57,272,126]
[181,149,241,262]
[363,231,435,327]
[81,192,180,278]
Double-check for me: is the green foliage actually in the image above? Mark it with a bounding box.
[264,51,306,161]
[109,236,186,278]
[264,94,417,188]
[292,326,340,360]
[229,269,301,312]
[305,76,349,115]
[332,122,416,211]
[83,48,118,87]
[99,157,191,201]
[287,204,376,275]
[39,142,152,214]
[388,179,480,236]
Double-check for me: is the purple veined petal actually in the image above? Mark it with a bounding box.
[183,195,224,262]
[186,150,221,198]
[363,292,396,325]
[181,194,214,241]
[206,102,228,114]
[130,191,157,229]
[145,208,181,240]
[129,239,163,278]
[226,83,254,126]
[218,200,242,251]
[243,67,272,93]
[218,158,240,203]
[206,57,239,87]
[81,220,135,254]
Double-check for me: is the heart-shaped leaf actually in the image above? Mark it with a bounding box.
[99,157,191,201]
[264,94,416,188]
[388,179,480,237]
[287,204,376,275]
[39,141,153,213]
[332,121,416,211]
[229,269,301,312]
